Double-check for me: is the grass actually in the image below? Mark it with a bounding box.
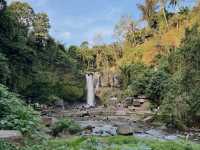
[17,136,200,150]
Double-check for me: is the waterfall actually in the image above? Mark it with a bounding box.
[86,74,95,106]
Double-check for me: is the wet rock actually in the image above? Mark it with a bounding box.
[0,130,23,143]
[117,126,133,135]
[133,127,144,134]
[164,135,178,140]
[80,111,90,117]
[83,125,94,131]
[145,129,165,138]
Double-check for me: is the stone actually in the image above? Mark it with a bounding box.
[123,97,133,107]
[80,111,90,117]
[133,127,144,134]
[83,125,94,131]
[117,126,133,135]
[0,130,22,143]
[54,99,65,109]
[143,116,154,123]
[128,106,136,111]
[138,99,145,104]
[133,101,141,107]
[42,116,58,126]
[160,125,168,131]
[138,95,148,99]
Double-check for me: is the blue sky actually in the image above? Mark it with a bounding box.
[7,0,195,46]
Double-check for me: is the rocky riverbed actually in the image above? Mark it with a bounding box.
[57,106,200,143]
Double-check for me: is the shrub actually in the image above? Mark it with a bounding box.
[145,70,169,104]
[51,118,81,136]
[0,84,41,135]
[120,63,151,97]
[0,140,18,150]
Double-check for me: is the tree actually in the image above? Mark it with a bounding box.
[8,2,34,27]
[114,15,140,45]
[80,41,89,48]
[0,0,6,13]
[33,13,50,45]
[169,0,180,8]
[158,0,169,29]
[137,0,157,29]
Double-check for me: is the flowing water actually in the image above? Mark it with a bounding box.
[86,74,95,106]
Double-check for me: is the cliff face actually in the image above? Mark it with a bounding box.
[93,71,121,105]
[97,72,120,88]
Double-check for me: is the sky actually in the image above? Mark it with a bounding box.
[6,0,196,46]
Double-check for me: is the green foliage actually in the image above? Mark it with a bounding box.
[158,25,200,128]
[33,13,50,44]
[0,2,84,104]
[145,69,169,104]
[120,63,151,97]
[0,141,18,150]
[17,136,200,150]
[51,118,81,136]
[0,84,41,135]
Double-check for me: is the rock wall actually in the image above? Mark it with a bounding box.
[93,71,121,105]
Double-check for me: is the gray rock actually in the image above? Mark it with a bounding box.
[143,116,154,123]
[42,116,58,126]
[133,100,141,107]
[164,135,177,140]
[117,126,133,135]
[0,130,22,143]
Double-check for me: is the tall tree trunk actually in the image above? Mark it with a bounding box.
[161,0,169,29]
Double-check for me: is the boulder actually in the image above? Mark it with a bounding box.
[143,116,154,123]
[128,106,136,111]
[42,116,58,126]
[54,99,65,110]
[133,101,141,107]
[124,97,133,107]
[0,130,22,143]
[138,95,148,99]
[117,126,133,135]
[83,125,94,131]
[80,111,90,117]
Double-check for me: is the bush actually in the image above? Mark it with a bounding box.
[120,63,151,97]
[145,70,169,104]
[0,141,18,150]
[0,84,41,135]
[51,118,81,136]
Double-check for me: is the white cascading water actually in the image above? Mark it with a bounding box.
[86,74,95,106]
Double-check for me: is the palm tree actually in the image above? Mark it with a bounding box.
[137,0,157,27]
[169,0,179,7]
[159,0,169,29]
[169,0,181,12]
[159,0,181,29]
